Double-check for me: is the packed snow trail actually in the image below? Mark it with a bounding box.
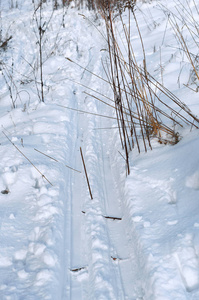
[62,23,143,298]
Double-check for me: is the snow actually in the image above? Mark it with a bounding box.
[0,0,199,299]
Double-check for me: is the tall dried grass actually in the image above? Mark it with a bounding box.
[97,1,199,174]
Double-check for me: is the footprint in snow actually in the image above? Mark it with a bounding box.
[185,171,199,190]
[174,234,199,292]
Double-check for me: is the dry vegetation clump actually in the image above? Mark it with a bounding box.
[94,1,199,174]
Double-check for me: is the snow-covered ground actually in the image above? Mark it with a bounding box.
[0,0,199,299]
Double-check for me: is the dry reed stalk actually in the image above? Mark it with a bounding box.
[80,147,93,200]
[169,17,199,82]
[34,148,81,173]
[3,131,53,186]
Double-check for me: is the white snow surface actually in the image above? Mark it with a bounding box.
[0,0,199,299]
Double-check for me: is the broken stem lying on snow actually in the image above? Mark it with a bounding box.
[2,131,53,186]
[34,148,81,173]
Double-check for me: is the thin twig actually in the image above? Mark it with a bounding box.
[3,131,53,186]
[34,148,81,173]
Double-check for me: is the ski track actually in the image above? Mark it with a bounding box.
[69,40,143,299]
[63,17,143,298]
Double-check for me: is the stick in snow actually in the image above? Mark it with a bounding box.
[103,216,122,221]
[80,147,93,200]
[111,256,126,261]
[70,266,87,272]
